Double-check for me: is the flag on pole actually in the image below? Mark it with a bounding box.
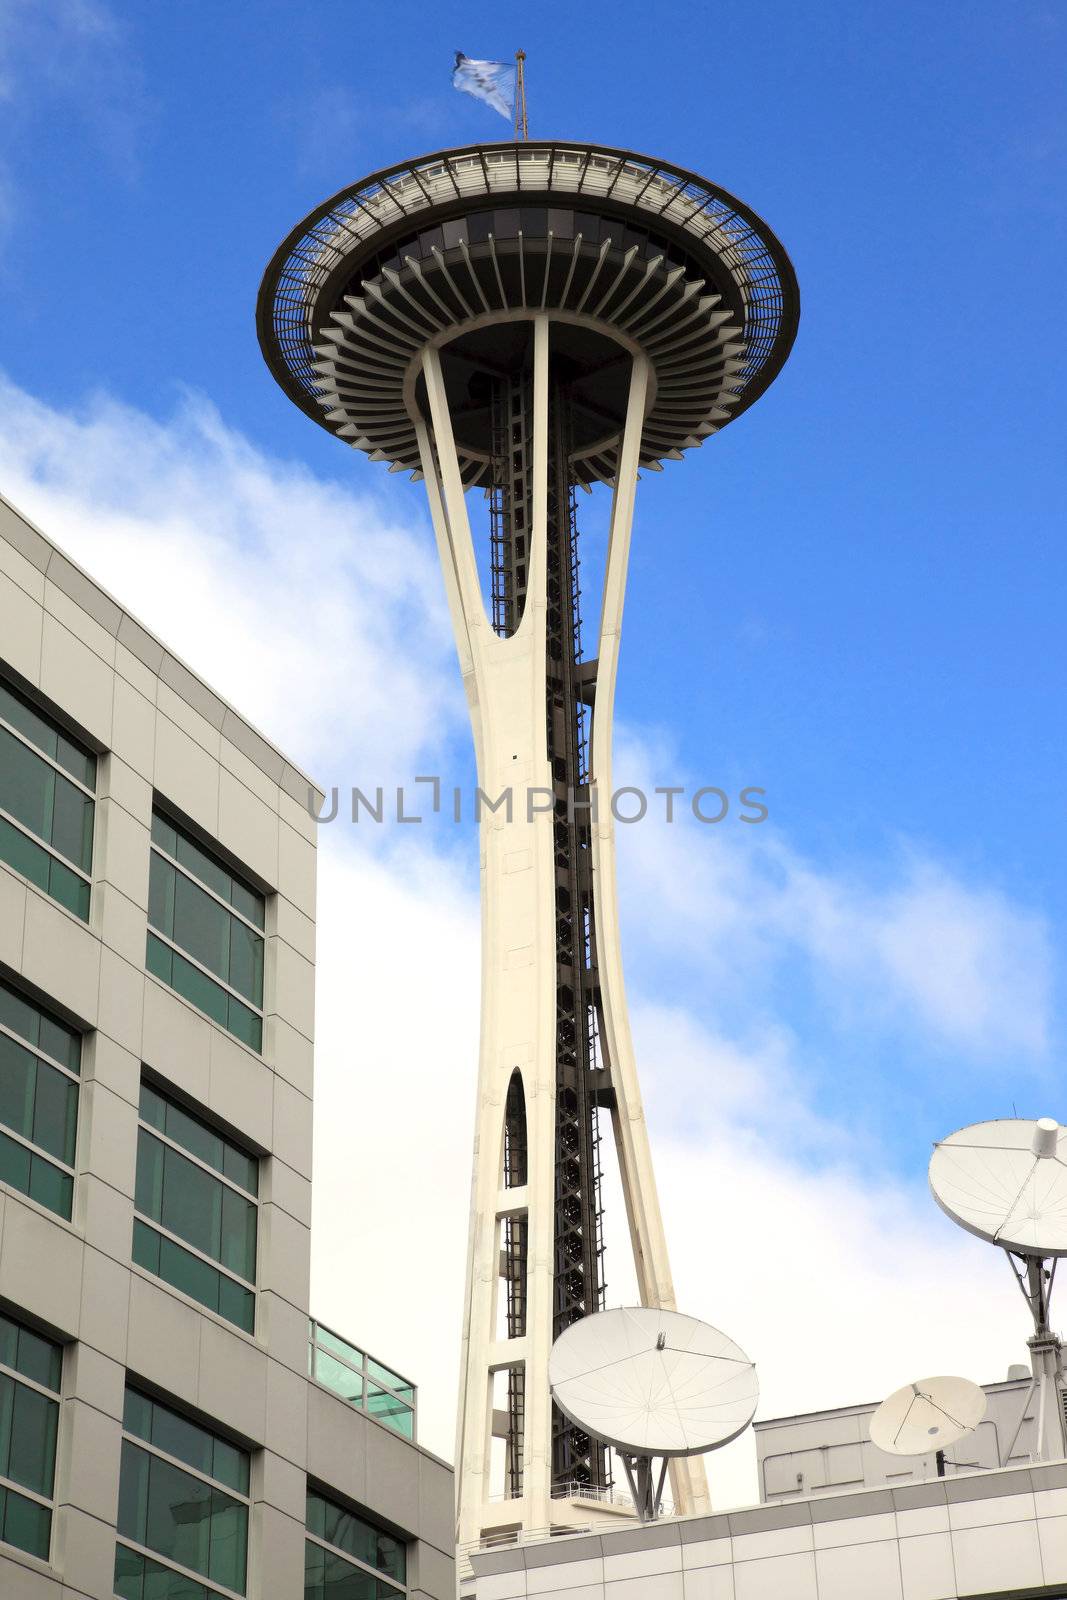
[452,53,514,121]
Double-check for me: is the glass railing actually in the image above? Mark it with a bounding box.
[308,1318,417,1441]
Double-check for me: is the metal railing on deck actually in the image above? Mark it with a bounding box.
[551,1480,637,1510]
[308,1317,417,1441]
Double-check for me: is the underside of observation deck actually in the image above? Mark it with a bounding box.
[257,141,799,487]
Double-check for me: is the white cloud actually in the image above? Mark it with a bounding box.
[656,1121,1027,1510]
[0,376,464,785]
[309,831,479,1460]
[597,1002,1033,1510]
[614,727,1053,1061]
[0,372,1057,1506]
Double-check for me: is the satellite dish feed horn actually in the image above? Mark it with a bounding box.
[548,1307,758,1522]
[929,1116,1067,1463]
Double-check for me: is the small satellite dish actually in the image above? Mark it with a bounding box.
[929,1118,1067,1256]
[870,1376,986,1458]
[549,1307,757,1457]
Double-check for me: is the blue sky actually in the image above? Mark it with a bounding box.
[2,0,1066,1490]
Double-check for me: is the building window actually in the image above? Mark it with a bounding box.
[308,1321,416,1441]
[0,976,81,1220]
[115,1387,250,1599]
[0,674,95,921]
[132,1081,258,1334]
[146,808,265,1052]
[0,1310,62,1562]
[304,1488,406,1600]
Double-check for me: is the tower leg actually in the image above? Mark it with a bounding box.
[417,320,559,1543]
[588,356,711,1518]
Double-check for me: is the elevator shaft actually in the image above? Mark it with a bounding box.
[489,372,608,1493]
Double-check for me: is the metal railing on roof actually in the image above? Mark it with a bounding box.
[308,1317,417,1441]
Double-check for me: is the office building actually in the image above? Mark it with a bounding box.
[0,491,454,1600]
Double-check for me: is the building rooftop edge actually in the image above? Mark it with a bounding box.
[0,489,324,807]
[306,1369,454,1477]
[466,1458,1067,1574]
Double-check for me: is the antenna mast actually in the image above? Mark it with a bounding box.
[514,49,528,140]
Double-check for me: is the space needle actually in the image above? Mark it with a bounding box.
[258,133,798,1544]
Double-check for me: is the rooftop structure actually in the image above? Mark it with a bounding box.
[755,1374,1041,1502]
[258,138,798,1547]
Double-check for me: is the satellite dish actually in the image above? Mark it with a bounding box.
[549,1307,757,1520]
[549,1306,758,1457]
[929,1116,1067,1464]
[870,1376,986,1458]
[929,1118,1067,1256]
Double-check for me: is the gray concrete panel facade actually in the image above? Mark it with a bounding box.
[467,1463,1067,1600]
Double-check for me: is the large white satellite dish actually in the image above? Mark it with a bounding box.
[929,1117,1067,1256]
[870,1376,986,1459]
[548,1307,757,1520]
[929,1117,1067,1463]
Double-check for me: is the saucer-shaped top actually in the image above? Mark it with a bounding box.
[258,141,798,487]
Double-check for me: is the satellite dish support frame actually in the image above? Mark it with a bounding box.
[618,1452,670,1524]
[1003,1251,1067,1462]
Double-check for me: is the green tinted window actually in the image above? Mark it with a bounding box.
[0,1313,62,1392]
[0,814,91,920]
[135,1133,257,1281]
[115,1543,213,1599]
[118,1393,249,1593]
[304,1539,406,1599]
[0,678,96,787]
[0,1314,61,1563]
[139,1083,257,1195]
[0,1131,73,1219]
[133,1217,256,1332]
[306,1490,405,1587]
[0,980,81,1073]
[133,1086,257,1334]
[0,1375,59,1495]
[122,1389,249,1496]
[151,811,264,929]
[118,1441,248,1595]
[0,680,94,922]
[0,982,80,1220]
[149,854,263,1006]
[146,934,262,1051]
[0,1482,51,1560]
[147,807,265,1050]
